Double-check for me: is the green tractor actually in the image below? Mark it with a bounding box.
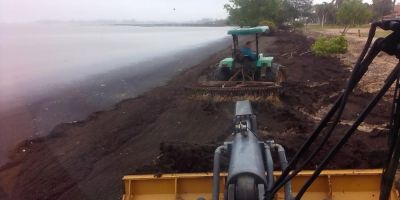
[190,26,286,101]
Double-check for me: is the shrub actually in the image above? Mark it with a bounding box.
[259,19,277,34]
[311,36,348,56]
[293,21,304,29]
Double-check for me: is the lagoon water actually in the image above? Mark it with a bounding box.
[0,24,231,110]
[0,24,231,166]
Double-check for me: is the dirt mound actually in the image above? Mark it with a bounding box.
[131,32,392,174]
[0,31,393,200]
[135,142,226,174]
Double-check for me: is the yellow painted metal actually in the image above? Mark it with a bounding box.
[122,169,399,200]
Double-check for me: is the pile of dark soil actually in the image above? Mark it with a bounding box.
[0,31,392,200]
[135,142,227,174]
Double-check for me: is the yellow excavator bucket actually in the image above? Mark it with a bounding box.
[122,169,398,200]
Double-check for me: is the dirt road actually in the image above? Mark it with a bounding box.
[0,31,394,200]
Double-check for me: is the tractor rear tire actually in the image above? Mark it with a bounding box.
[266,63,285,82]
[254,68,261,81]
[277,66,287,83]
[215,66,231,81]
[265,67,275,82]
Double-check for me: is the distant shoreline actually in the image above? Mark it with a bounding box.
[111,23,228,27]
[0,22,229,27]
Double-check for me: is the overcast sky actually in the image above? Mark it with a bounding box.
[0,0,373,23]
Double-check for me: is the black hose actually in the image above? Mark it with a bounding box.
[380,77,400,200]
[272,143,292,200]
[273,23,378,185]
[387,77,400,154]
[271,29,383,195]
[295,63,400,200]
[264,21,400,200]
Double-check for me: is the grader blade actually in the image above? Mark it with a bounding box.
[121,169,399,200]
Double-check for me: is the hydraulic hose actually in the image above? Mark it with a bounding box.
[295,63,400,200]
[271,143,292,200]
[212,145,227,200]
[272,30,385,196]
[264,144,274,191]
[380,77,400,200]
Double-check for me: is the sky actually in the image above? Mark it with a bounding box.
[0,0,373,23]
[0,0,228,23]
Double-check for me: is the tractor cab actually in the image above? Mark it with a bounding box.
[218,26,275,81]
[229,26,272,63]
[187,26,286,102]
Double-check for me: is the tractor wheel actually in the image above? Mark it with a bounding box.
[235,175,258,200]
[215,66,231,81]
[277,67,287,83]
[265,67,275,82]
[254,68,261,81]
[274,64,287,84]
[267,63,285,83]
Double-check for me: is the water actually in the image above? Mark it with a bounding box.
[0,24,230,110]
[0,24,231,166]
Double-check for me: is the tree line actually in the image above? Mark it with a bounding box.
[225,0,396,32]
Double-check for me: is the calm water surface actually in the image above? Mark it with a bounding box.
[0,24,231,165]
[0,24,230,110]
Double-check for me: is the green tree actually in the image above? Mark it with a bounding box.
[336,0,372,34]
[372,0,394,19]
[314,3,337,27]
[291,0,313,18]
[259,19,277,33]
[224,0,281,26]
[278,0,313,23]
[278,0,298,23]
[224,0,313,26]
